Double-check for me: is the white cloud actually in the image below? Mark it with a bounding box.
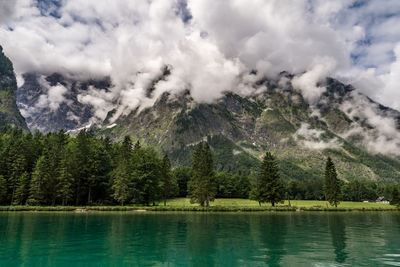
[0,0,400,149]
[339,91,400,156]
[292,57,337,104]
[294,123,342,150]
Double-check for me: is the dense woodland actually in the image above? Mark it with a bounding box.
[0,127,399,206]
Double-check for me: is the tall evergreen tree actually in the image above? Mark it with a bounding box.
[9,154,26,205]
[57,157,75,206]
[250,152,284,207]
[27,155,51,205]
[188,142,216,207]
[112,161,132,205]
[324,157,342,207]
[13,172,30,205]
[160,154,174,206]
[0,175,7,204]
[112,136,133,205]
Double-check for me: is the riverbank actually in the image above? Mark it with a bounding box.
[0,199,398,212]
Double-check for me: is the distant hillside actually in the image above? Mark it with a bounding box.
[99,73,400,183]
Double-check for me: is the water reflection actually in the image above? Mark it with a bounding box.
[329,215,347,264]
[1,212,400,266]
[250,214,288,267]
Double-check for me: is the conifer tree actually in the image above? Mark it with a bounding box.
[324,157,342,207]
[160,154,173,206]
[13,172,30,205]
[250,152,284,206]
[9,154,26,205]
[112,136,133,205]
[188,142,216,207]
[27,155,51,205]
[57,157,75,206]
[0,175,7,204]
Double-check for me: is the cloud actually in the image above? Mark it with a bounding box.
[339,91,400,156]
[292,57,337,104]
[294,123,342,150]
[0,0,400,138]
[0,0,17,23]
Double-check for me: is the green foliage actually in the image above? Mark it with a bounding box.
[390,186,400,206]
[13,172,30,205]
[0,175,7,203]
[215,172,251,198]
[27,155,50,205]
[324,157,342,207]
[160,154,177,205]
[188,142,217,207]
[57,156,75,206]
[173,167,191,197]
[250,152,285,206]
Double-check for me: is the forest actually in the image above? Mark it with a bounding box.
[0,127,399,206]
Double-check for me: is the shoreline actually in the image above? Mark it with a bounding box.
[0,206,399,212]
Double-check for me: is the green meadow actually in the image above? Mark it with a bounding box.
[0,198,398,212]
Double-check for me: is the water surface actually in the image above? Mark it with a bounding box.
[0,212,399,266]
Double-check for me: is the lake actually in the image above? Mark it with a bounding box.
[0,212,399,266]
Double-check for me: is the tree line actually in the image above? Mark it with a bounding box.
[0,127,399,206]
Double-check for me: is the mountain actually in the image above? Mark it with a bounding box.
[0,46,28,130]
[17,72,111,133]
[99,73,400,183]
[12,51,400,183]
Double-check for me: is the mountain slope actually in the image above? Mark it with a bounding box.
[100,74,400,182]
[17,72,110,133]
[0,46,28,130]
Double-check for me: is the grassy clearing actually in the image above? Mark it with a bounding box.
[0,198,398,212]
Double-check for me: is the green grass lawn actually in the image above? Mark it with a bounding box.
[0,198,398,212]
[163,198,397,210]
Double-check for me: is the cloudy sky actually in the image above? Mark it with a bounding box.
[0,0,400,114]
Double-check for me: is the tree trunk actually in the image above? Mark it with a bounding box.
[259,201,261,207]
[288,197,291,208]
[272,202,275,207]
[206,199,209,207]
[164,199,166,206]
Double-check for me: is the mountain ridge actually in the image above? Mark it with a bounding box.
[1,45,399,183]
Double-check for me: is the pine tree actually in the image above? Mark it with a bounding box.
[13,172,30,205]
[324,157,342,207]
[160,154,173,206]
[112,162,132,205]
[0,175,7,204]
[188,142,216,207]
[57,157,75,206]
[390,186,400,206]
[188,143,203,205]
[9,154,26,205]
[250,152,284,207]
[27,155,50,205]
[112,136,133,205]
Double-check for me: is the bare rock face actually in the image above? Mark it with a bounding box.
[17,72,111,133]
[0,46,28,130]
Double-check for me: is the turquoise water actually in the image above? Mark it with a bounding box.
[0,212,400,266]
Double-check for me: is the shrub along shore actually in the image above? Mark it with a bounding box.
[0,199,398,212]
